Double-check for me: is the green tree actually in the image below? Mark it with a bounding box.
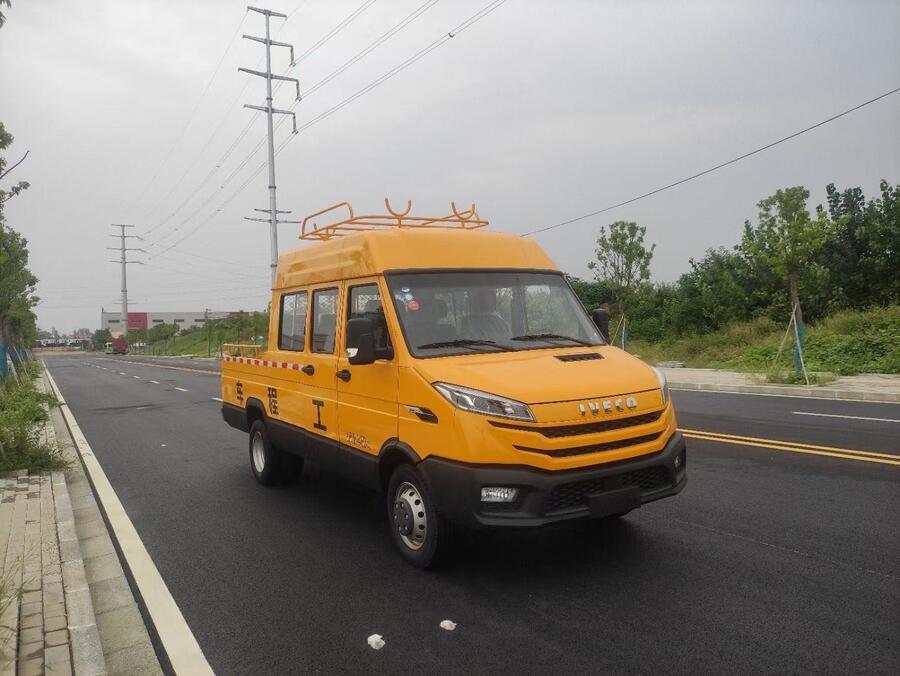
[740,187,829,325]
[587,221,656,318]
[91,328,112,351]
[674,247,758,334]
[2,116,38,354]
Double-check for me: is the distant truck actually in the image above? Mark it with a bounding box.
[111,337,128,355]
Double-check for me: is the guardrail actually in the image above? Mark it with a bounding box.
[222,343,262,358]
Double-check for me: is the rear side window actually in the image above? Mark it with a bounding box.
[279,291,308,351]
[311,288,338,354]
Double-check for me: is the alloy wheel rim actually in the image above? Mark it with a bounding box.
[251,433,266,473]
[392,481,427,550]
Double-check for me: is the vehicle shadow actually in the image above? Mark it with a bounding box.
[276,460,652,582]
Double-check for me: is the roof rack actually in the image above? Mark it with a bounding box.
[299,198,488,241]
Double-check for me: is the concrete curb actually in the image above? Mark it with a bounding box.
[669,380,900,403]
[42,375,107,676]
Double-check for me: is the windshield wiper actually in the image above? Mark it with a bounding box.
[417,339,512,352]
[510,333,594,346]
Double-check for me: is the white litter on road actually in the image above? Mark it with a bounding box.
[367,634,385,650]
[440,620,457,631]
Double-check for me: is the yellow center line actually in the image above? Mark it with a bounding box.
[679,428,900,466]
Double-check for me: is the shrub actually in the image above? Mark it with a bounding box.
[0,362,66,472]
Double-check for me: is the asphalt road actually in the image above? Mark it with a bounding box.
[44,353,900,675]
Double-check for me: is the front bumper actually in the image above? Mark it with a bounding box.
[418,432,687,528]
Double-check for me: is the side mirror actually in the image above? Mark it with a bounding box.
[591,308,610,343]
[346,317,376,365]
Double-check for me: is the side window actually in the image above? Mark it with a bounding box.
[348,284,392,353]
[278,291,308,351]
[311,288,338,354]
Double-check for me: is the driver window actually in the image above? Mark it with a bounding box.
[347,284,392,353]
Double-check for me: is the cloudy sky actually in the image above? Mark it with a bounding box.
[1,0,898,333]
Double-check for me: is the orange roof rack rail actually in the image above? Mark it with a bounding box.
[299,198,489,241]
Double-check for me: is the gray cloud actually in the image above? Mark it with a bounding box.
[1,0,898,332]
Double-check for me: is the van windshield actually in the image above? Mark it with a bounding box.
[386,271,604,357]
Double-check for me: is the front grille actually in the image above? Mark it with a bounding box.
[491,411,662,439]
[555,353,603,362]
[544,466,670,513]
[515,432,660,458]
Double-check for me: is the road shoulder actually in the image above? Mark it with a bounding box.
[43,368,163,675]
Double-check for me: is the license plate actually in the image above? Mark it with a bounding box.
[588,486,641,518]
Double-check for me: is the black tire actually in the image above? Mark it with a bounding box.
[386,464,453,568]
[248,420,283,485]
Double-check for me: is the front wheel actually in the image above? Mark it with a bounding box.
[386,464,453,568]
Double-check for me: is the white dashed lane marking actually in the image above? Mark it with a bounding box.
[792,411,900,424]
[174,387,189,392]
[132,376,140,379]
[211,397,223,402]
[149,380,160,385]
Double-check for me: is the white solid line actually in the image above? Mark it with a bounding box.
[174,387,189,392]
[211,397,223,402]
[43,363,214,675]
[671,387,900,405]
[149,380,160,384]
[792,411,900,424]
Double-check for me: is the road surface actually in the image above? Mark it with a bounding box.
[44,353,900,675]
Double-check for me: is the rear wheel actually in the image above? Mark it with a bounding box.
[387,464,452,568]
[249,420,300,485]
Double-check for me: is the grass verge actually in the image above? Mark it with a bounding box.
[0,361,67,472]
[629,305,899,376]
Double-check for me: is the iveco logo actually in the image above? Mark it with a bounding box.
[579,397,638,416]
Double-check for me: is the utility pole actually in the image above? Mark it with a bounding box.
[240,6,300,286]
[243,208,302,280]
[108,225,144,337]
[204,308,212,357]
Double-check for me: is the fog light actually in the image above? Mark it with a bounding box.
[481,487,519,503]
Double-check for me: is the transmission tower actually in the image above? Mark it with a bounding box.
[108,224,144,336]
[239,6,299,285]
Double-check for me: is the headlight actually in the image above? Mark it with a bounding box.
[433,382,535,421]
[652,367,669,405]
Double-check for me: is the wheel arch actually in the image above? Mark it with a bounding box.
[377,439,422,491]
[245,397,266,428]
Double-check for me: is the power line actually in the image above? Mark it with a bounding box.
[303,0,443,100]
[149,0,509,256]
[122,9,249,216]
[281,0,509,142]
[141,1,375,245]
[139,11,305,237]
[523,85,900,237]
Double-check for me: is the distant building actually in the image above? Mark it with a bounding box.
[100,311,240,337]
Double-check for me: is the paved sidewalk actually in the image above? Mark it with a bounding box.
[661,367,900,402]
[0,371,164,676]
[0,377,104,676]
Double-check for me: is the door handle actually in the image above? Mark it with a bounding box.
[301,364,315,375]
[336,369,351,382]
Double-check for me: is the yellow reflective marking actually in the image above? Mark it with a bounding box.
[680,428,900,466]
